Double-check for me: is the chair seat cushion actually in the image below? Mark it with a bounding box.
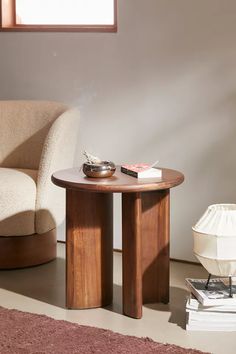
[0,168,37,236]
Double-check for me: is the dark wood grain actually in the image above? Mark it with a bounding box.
[66,189,113,309]
[122,190,170,318]
[142,190,170,304]
[0,229,56,269]
[122,193,143,319]
[52,166,184,318]
[52,167,184,193]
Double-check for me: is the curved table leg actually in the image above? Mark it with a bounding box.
[66,189,113,309]
[122,189,170,318]
[142,190,170,305]
[122,192,143,319]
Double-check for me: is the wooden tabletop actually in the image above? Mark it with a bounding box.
[52,166,184,193]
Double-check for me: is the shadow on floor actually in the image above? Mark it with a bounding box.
[145,286,188,329]
[0,260,124,313]
[168,286,189,329]
[105,284,187,329]
[0,259,187,329]
[105,284,123,315]
[0,257,66,308]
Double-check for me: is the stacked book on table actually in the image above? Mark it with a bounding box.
[185,278,236,331]
[121,163,162,179]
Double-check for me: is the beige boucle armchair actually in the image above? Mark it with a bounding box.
[0,100,79,268]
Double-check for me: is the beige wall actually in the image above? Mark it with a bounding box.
[1,0,236,261]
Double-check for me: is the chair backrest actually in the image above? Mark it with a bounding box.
[0,100,68,169]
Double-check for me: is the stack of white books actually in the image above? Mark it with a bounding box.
[185,278,236,331]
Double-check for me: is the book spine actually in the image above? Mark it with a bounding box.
[187,310,236,320]
[121,166,138,178]
[186,324,236,331]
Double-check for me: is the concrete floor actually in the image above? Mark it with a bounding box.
[0,243,235,354]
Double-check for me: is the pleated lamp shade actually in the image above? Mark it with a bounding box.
[192,204,236,277]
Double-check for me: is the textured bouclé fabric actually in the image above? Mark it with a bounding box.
[0,306,208,354]
[0,100,68,169]
[0,101,79,236]
[36,108,80,234]
[0,168,37,236]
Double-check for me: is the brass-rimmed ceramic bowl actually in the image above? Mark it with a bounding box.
[82,161,116,178]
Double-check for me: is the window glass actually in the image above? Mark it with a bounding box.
[15,0,115,25]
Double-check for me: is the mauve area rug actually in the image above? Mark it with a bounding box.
[0,306,207,354]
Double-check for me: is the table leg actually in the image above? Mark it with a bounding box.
[142,190,170,305]
[122,189,170,318]
[66,189,113,309]
[122,193,143,319]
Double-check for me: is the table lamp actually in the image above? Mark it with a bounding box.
[192,204,236,297]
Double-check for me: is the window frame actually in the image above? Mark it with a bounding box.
[0,0,117,32]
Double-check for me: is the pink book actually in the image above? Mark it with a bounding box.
[121,163,162,178]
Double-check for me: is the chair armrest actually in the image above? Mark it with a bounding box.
[35,108,80,234]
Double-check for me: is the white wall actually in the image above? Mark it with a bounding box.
[1,0,236,261]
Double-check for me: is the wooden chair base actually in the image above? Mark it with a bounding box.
[0,229,57,269]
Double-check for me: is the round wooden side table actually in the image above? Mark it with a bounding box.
[52,166,184,319]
